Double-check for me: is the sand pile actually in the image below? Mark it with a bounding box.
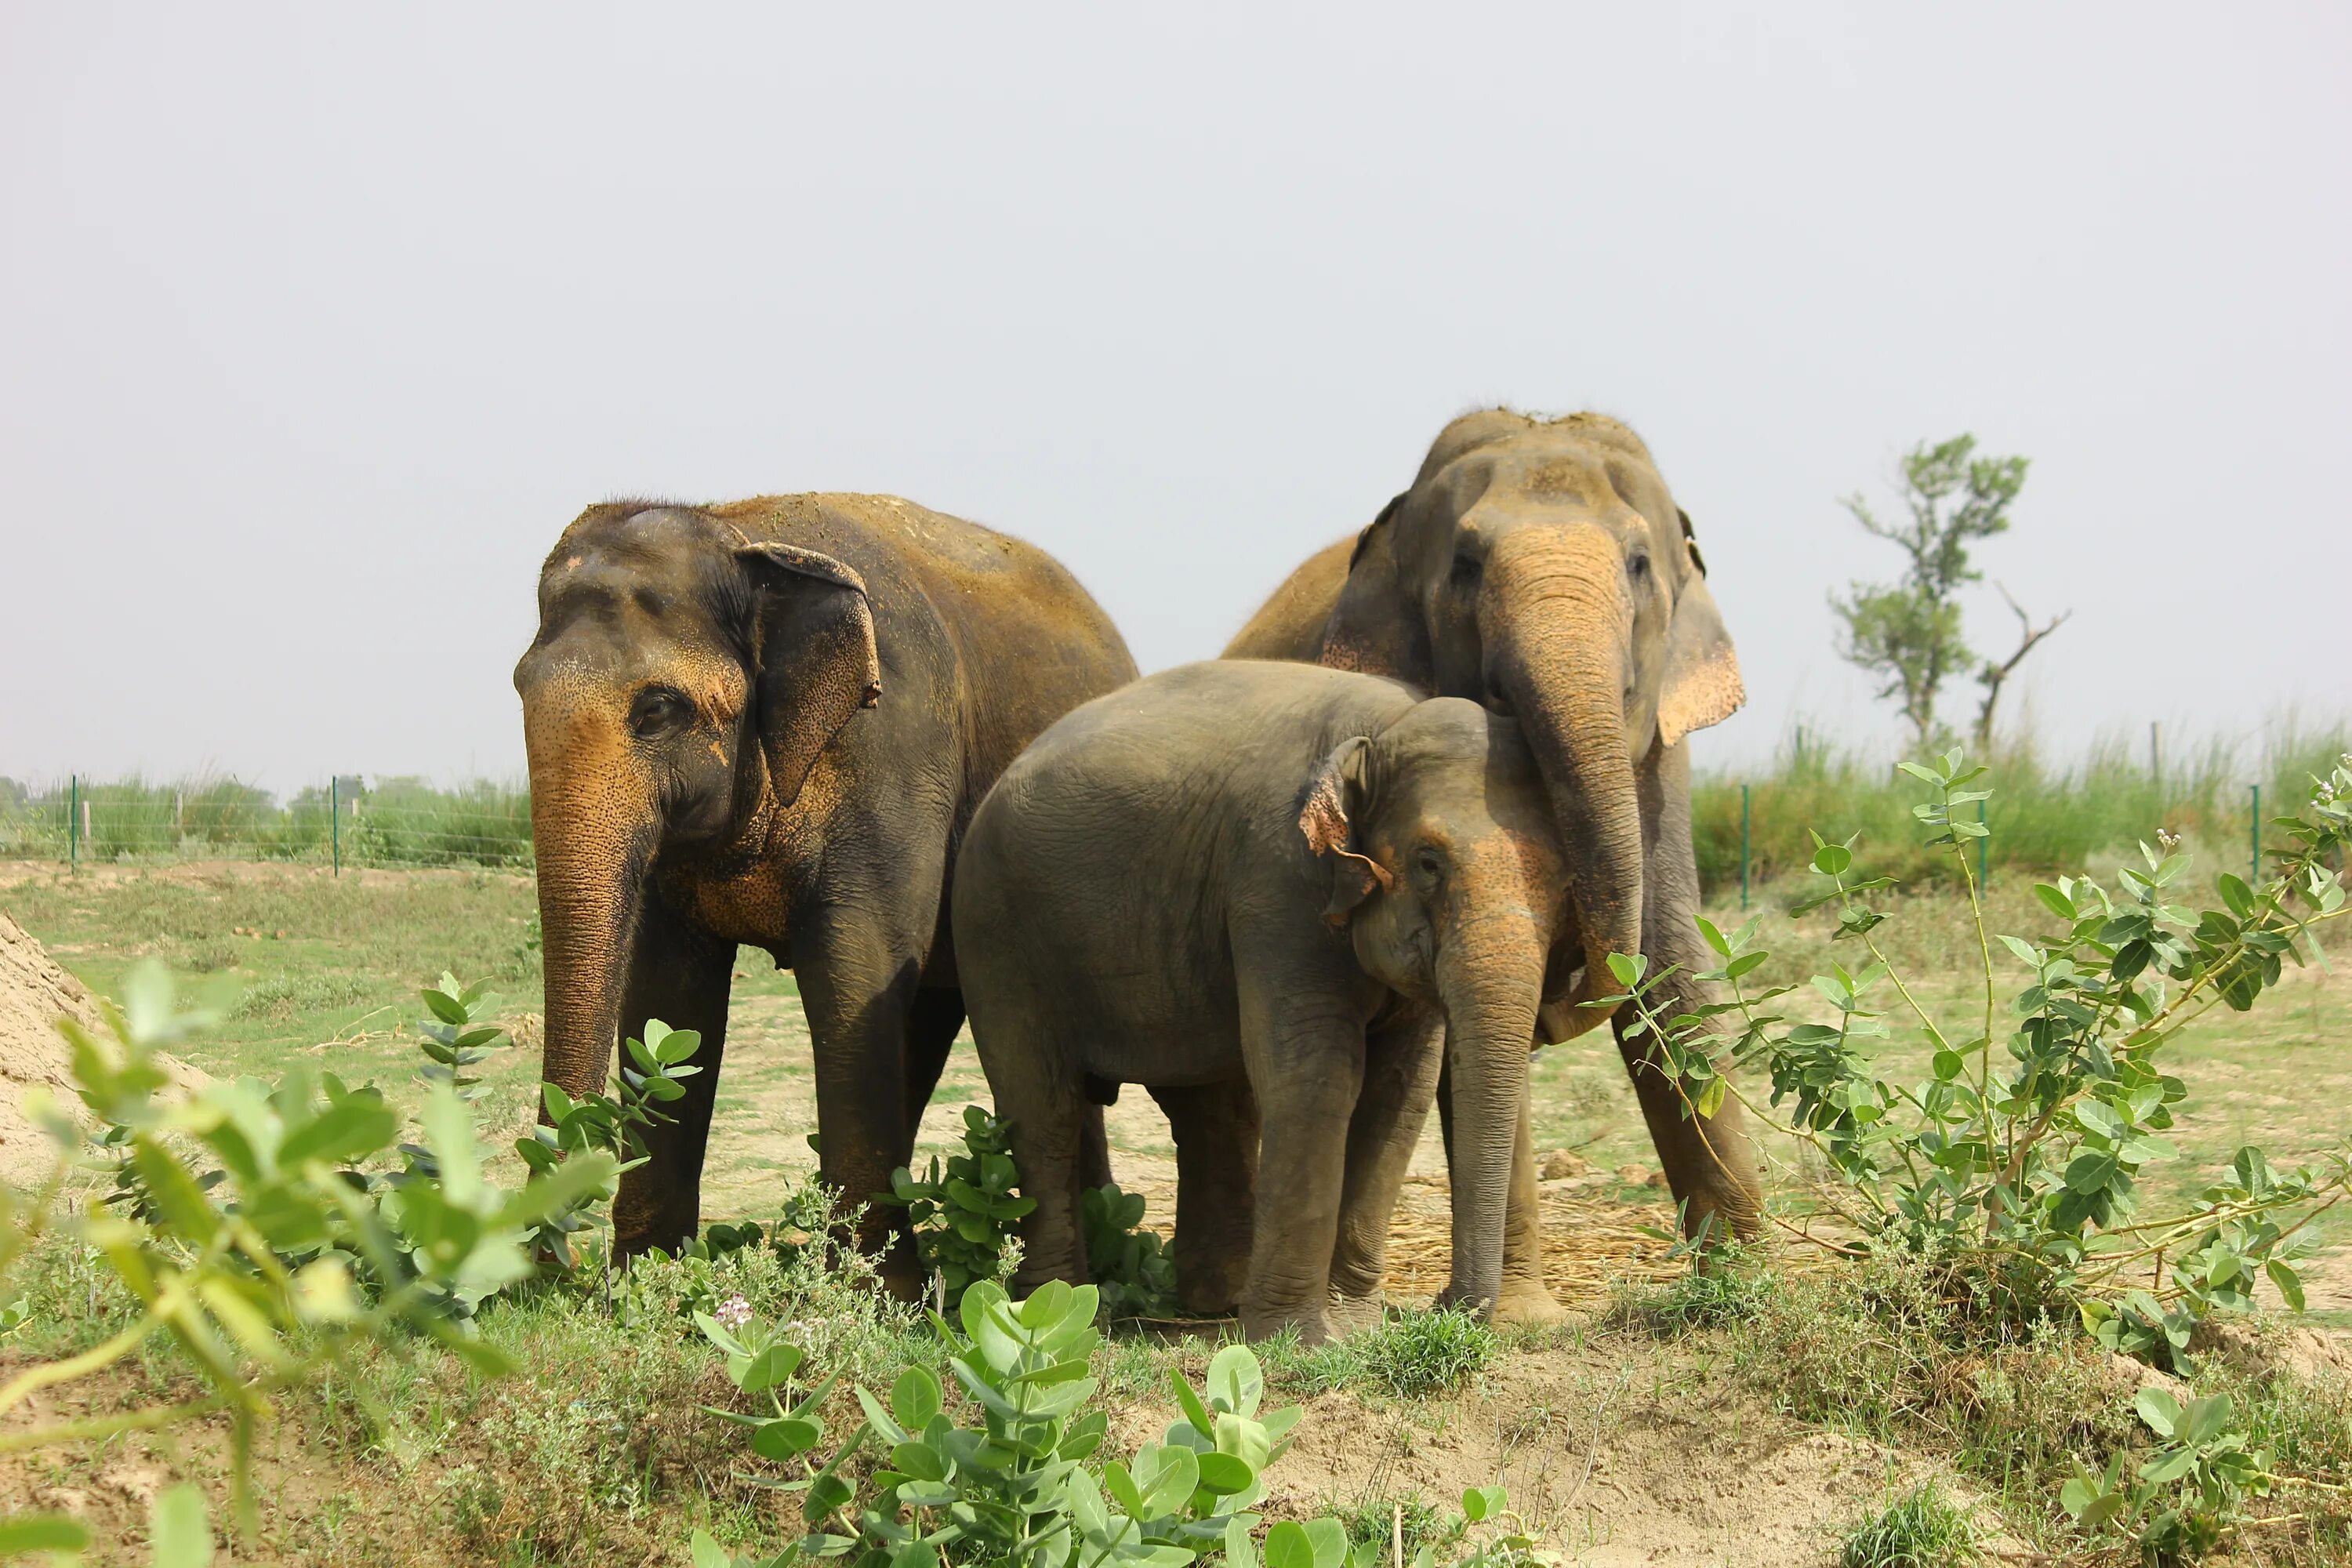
[0,909,205,1183]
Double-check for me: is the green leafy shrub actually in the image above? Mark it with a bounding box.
[688,1280,1307,1568]
[1083,1181,1180,1321]
[0,964,618,1557]
[877,1105,1034,1308]
[1621,748,2352,1557]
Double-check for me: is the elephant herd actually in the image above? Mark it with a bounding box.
[514,408,1763,1344]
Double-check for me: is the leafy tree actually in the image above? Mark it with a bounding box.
[1830,435,2064,749]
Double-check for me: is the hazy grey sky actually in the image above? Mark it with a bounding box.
[5,4,2347,792]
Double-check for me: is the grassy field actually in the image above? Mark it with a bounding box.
[0,858,2346,1565]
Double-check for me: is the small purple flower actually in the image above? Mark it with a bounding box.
[716,1294,753,1329]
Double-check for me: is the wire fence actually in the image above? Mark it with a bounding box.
[0,775,532,871]
[1690,722,2352,905]
[4,723,2346,889]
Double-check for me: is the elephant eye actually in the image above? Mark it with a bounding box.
[1416,848,1445,884]
[1450,547,1482,586]
[629,686,695,739]
[1627,550,1652,583]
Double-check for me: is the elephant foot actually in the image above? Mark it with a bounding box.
[1324,1286,1386,1340]
[1240,1301,1332,1346]
[1175,1241,1250,1318]
[1428,1284,1485,1319]
[1492,1278,1567,1327]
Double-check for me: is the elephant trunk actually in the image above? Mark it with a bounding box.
[1483,528,1646,1033]
[524,693,656,1105]
[1436,916,1546,1316]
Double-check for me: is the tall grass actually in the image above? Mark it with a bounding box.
[0,771,533,868]
[1692,719,2351,895]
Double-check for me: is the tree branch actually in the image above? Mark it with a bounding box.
[1973,583,2071,749]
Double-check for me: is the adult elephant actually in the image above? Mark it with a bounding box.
[515,494,1136,1289]
[1225,409,1763,1314]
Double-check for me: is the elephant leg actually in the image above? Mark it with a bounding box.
[1148,1080,1258,1317]
[1494,1083,1561,1322]
[972,1048,1091,1293]
[613,898,736,1258]
[1327,1005,1442,1336]
[1436,1053,1557,1323]
[1613,1004,1762,1244]
[794,911,937,1298]
[1078,1105,1115,1194]
[1626,741,1765,1243]
[904,989,964,1147]
[1235,966,1363,1345]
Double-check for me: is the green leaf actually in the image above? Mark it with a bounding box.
[0,1514,92,1554]
[1171,1367,1215,1437]
[2034,883,2077,920]
[803,1472,854,1525]
[278,1098,400,1168]
[891,1440,946,1483]
[1206,1344,1264,1417]
[1195,1450,1256,1496]
[754,1417,822,1460]
[150,1483,214,1568]
[2267,1258,2307,1311]
[887,1364,942,1433]
[2135,1386,2183,1438]
[1606,952,1647,989]
[2216,873,2256,919]
[1225,1516,1260,1568]
[739,1344,805,1396]
[1461,1485,1506,1523]
[1264,1522,1316,1568]
[1812,843,1853,877]
[691,1531,735,1568]
[1302,1517,1350,1568]
[1104,1460,1145,1516]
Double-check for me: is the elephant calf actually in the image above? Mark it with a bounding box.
[952,660,1576,1343]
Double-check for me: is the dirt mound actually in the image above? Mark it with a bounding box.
[0,909,204,1183]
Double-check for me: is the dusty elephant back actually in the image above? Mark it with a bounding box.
[956,661,1420,1041]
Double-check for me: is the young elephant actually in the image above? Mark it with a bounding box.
[952,660,1575,1343]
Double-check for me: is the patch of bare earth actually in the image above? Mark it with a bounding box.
[0,909,205,1182]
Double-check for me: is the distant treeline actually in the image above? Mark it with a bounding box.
[6,721,2346,887]
[0,775,532,868]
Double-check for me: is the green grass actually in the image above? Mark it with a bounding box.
[1837,1479,1980,1568]
[1691,720,2351,895]
[1261,1305,1500,1399]
[0,772,532,868]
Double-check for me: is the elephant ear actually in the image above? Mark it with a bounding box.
[1318,493,1431,683]
[738,542,883,810]
[1656,510,1744,746]
[1298,735,1392,923]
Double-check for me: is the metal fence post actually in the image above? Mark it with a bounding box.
[67,775,78,869]
[1739,782,1751,912]
[2250,782,2261,887]
[331,775,340,876]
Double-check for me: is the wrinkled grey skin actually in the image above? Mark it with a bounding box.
[952,661,1573,1344]
[514,494,1134,1291]
[1225,410,1762,1319]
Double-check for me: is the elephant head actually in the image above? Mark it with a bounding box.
[1319,410,1743,1039]
[513,503,882,1102]
[1298,696,1572,1315]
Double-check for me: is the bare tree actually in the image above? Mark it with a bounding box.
[1973,583,2071,749]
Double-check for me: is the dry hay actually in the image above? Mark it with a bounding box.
[0,909,205,1184]
[1382,1171,1690,1305]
